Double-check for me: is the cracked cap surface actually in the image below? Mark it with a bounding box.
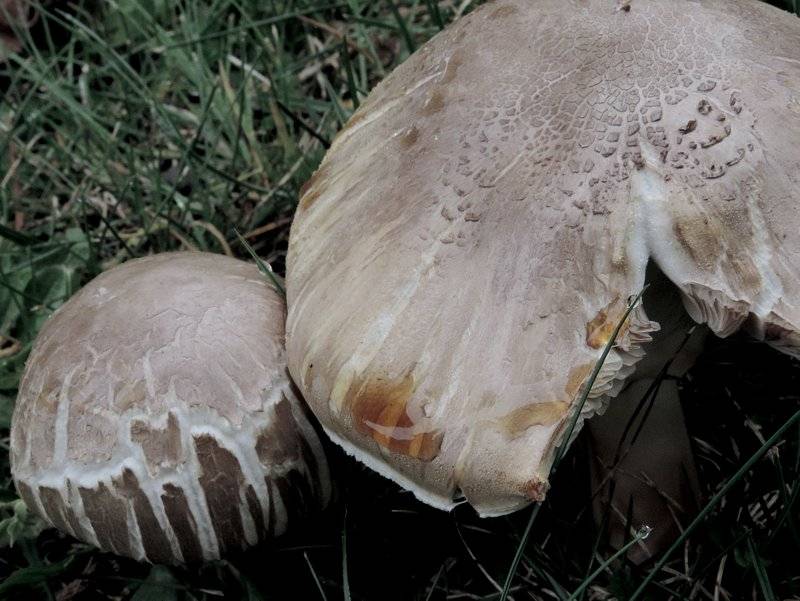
[286,0,800,516]
[11,252,331,563]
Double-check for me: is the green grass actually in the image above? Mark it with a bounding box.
[1,1,800,599]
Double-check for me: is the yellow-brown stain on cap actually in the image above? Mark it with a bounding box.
[348,371,442,462]
[399,125,420,148]
[673,215,723,271]
[498,401,570,439]
[441,50,464,85]
[565,362,594,398]
[586,296,629,349]
[421,89,445,116]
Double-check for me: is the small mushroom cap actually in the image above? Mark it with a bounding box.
[286,0,800,515]
[11,252,330,563]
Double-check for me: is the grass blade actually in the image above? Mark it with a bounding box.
[304,551,329,601]
[234,230,286,297]
[423,0,445,29]
[629,405,800,600]
[567,526,653,601]
[746,536,776,601]
[342,508,351,601]
[499,289,648,601]
[0,224,37,246]
[387,0,416,53]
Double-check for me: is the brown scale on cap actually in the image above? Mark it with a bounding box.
[286,0,800,517]
[11,252,331,564]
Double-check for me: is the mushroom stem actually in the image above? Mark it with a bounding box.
[588,378,699,563]
[587,266,704,563]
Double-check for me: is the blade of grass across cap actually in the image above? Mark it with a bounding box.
[235,230,285,297]
[553,288,647,469]
[628,405,800,600]
[498,288,648,601]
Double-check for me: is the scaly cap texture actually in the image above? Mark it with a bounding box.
[286,0,800,516]
[11,252,331,563]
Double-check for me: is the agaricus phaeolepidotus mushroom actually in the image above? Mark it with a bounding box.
[10,252,330,564]
[285,0,800,556]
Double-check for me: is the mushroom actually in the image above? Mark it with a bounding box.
[285,0,800,529]
[10,252,330,564]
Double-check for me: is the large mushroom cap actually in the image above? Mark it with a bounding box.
[11,252,330,563]
[286,0,800,516]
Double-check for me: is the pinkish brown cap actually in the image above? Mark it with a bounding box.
[11,252,330,563]
[285,0,800,516]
